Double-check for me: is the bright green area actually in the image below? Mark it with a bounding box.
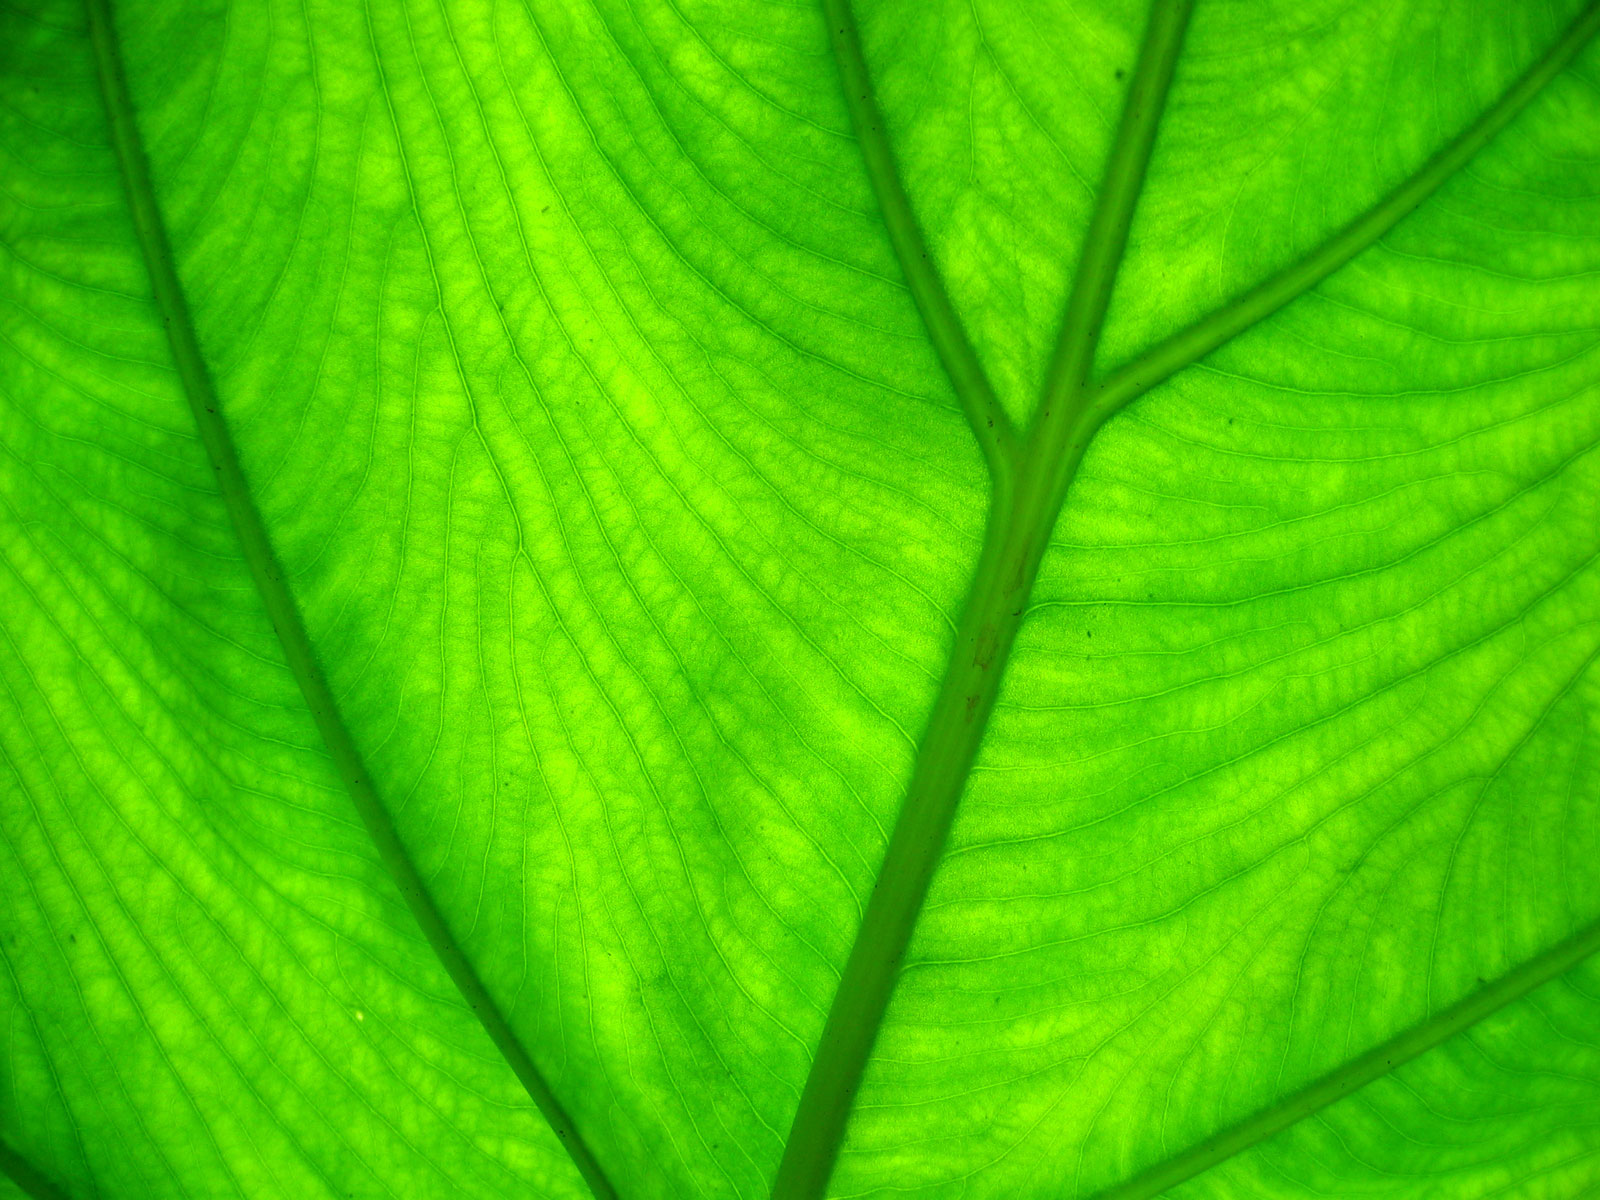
[3,0,1600,1199]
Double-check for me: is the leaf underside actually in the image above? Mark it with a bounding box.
[4,1,1600,1199]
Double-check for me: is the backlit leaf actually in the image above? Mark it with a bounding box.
[3,1,1600,1198]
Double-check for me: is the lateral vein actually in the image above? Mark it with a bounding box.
[1022,0,1195,531]
[1089,914,1600,1200]
[823,0,1019,481]
[82,2,618,1197]
[1091,0,1600,421]
[1035,0,1196,437]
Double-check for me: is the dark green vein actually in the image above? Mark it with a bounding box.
[770,6,1193,1198]
[821,0,1018,481]
[1023,0,1195,533]
[1091,0,1600,421]
[1037,0,1195,430]
[0,1138,68,1200]
[82,2,617,1197]
[1090,915,1600,1200]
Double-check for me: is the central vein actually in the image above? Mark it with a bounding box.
[770,3,1196,1197]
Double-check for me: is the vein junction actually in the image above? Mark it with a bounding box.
[772,1,1600,1198]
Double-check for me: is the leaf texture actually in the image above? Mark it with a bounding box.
[3,0,1600,1198]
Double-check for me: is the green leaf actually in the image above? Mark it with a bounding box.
[4,0,1600,1198]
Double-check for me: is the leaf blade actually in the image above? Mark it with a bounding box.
[4,1,1600,1197]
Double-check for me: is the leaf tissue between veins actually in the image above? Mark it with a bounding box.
[3,2,1600,1199]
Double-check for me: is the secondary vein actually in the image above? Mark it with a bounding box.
[1091,0,1600,422]
[1089,915,1600,1200]
[822,0,1019,482]
[1021,0,1196,537]
[82,2,617,1197]
[1036,0,1196,433]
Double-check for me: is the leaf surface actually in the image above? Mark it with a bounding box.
[3,1,1600,1198]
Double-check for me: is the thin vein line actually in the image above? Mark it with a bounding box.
[1091,0,1600,422]
[823,0,1019,481]
[1089,915,1600,1200]
[82,2,617,1196]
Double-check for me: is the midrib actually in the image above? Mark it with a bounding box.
[776,2,1600,1199]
